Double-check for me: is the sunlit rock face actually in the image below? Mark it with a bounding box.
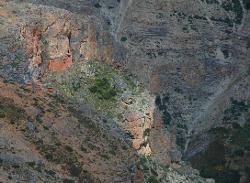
[0,0,155,157]
[0,0,249,182]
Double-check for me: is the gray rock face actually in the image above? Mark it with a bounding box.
[102,0,250,165]
[0,0,249,182]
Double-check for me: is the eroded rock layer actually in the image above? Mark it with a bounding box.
[0,0,249,182]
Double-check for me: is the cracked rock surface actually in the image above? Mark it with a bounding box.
[0,0,249,182]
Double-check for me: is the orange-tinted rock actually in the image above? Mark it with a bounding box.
[34,87,43,95]
[47,87,54,93]
[126,113,141,122]
[48,55,73,71]
[132,139,142,150]
[124,110,153,155]
[79,24,98,60]
[25,79,43,95]
[134,168,144,183]
[21,26,41,57]
[26,80,33,90]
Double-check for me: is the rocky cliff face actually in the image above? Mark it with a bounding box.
[0,0,250,182]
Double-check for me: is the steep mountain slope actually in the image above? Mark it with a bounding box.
[0,77,210,183]
[0,0,250,182]
[0,76,138,183]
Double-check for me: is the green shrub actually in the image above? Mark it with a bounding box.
[36,115,43,123]
[155,95,171,127]
[0,111,5,118]
[210,16,233,27]
[65,145,73,153]
[232,0,243,24]
[222,49,229,58]
[27,161,36,168]
[155,95,161,108]
[120,37,127,42]
[68,164,82,177]
[45,153,53,161]
[162,111,171,127]
[46,169,56,176]
[0,97,26,122]
[222,0,243,24]
[89,78,118,100]
[208,127,230,136]
[79,170,94,182]
[243,0,250,10]
[100,153,110,160]
[205,0,219,4]
[223,99,249,121]
[176,136,186,149]
[147,176,158,183]
[193,15,206,20]
[63,178,75,183]
[140,155,148,165]
[94,3,102,8]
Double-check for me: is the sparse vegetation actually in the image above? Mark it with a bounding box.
[63,178,75,183]
[100,153,110,160]
[193,15,206,20]
[94,3,102,8]
[190,140,241,183]
[223,98,249,121]
[222,0,243,24]
[67,106,100,133]
[46,169,56,176]
[176,135,186,149]
[139,155,170,182]
[0,96,26,123]
[197,98,250,182]
[0,110,5,118]
[36,115,43,123]
[201,0,219,4]
[120,36,127,42]
[243,0,250,10]
[210,16,233,27]
[65,145,74,152]
[89,77,118,100]
[222,49,229,58]
[68,164,82,177]
[155,95,171,128]
[147,176,158,183]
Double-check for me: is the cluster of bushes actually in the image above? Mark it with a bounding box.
[120,37,127,42]
[222,0,243,24]
[210,16,233,27]
[89,77,118,100]
[139,155,170,183]
[223,98,249,121]
[209,99,250,149]
[33,136,95,182]
[201,0,219,4]
[155,95,171,128]
[191,140,241,183]
[0,110,5,118]
[243,0,250,10]
[197,98,250,182]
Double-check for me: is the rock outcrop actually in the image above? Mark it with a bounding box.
[0,0,250,182]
